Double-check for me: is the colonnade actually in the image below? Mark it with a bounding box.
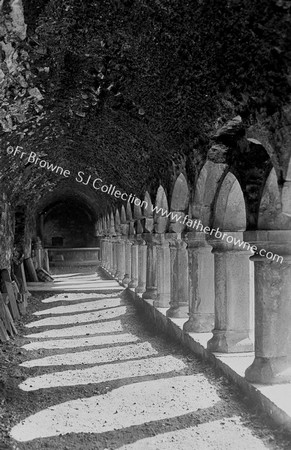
[97,164,291,386]
[100,221,291,385]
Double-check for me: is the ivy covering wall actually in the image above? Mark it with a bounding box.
[0,0,291,205]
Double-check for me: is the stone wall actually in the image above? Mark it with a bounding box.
[43,204,96,248]
[0,192,14,270]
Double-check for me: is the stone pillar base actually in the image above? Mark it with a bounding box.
[207,330,253,353]
[166,304,188,318]
[243,230,291,383]
[128,278,138,289]
[142,287,157,300]
[135,284,146,294]
[183,313,214,333]
[245,356,291,384]
[122,273,131,287]
[154,294,170,308]
[116,271,124,283]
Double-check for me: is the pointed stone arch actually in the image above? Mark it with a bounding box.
[133,202,143,234]
[155,185,168,210]
[212,172,246,231]
[109,210,116,235]
[143,191,154,233]
[105,214,110,234]
[154,185,169,233]
[126,202,133,221]
[120,205,127,224]
[114,209,121,234]
[143,191,153,218]
[95,219,102,236]
[102,216,107,234]
[170,173,189,211]
[192,161,227,226]
[169,173,189,233]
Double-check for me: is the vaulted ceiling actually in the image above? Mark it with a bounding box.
[1,0,291,215]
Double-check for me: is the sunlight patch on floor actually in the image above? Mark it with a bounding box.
[20,342,157,367]
[33,298,122,316]
[28,282,123,292]
[41,293,120,304]
[52,271,99,276]
[53,271,98,276]
[26,320,123,339]
[11,375,219,442]
[28,271,124,292]
[19,355,187,391]
[21,333,139,351]
[52,275,101,281]
[26,306,127,328]
[118,417,269,450]
[257,383,291,417]
[51,280,119,286]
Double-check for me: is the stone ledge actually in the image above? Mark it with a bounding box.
[128,289,291,432]
[50,260,100,267]
[99,267,291,433]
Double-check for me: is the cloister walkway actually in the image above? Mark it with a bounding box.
[6,269,290,449]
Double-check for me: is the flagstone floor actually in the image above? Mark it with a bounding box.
[6,269,291,449]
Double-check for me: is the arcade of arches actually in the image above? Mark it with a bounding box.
[1,0,291,440]
[97,163,291,385]
[3,155,291,386]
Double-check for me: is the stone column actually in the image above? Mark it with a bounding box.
[142,233,157,300]
[116,223,128,283]
[103,237,110,270]
[108,212,116,275]
[207,232,253,353]
[244,230,291,383]
[128,238,139,288]
[100,236,106,267]
[153,233,171,308]
[43,249,50,272]
[167,236,189,318]
[105,237,110,272]
[169,235,177,307]
[39,214,45,246]
[100,238,104,267]
[112,237,119,277]
[107,238,113,273]
[135,236,147,294]
[183,232,215,333]
[122,239,132,286]
[35,237,42,269]
[115,238,125,282]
